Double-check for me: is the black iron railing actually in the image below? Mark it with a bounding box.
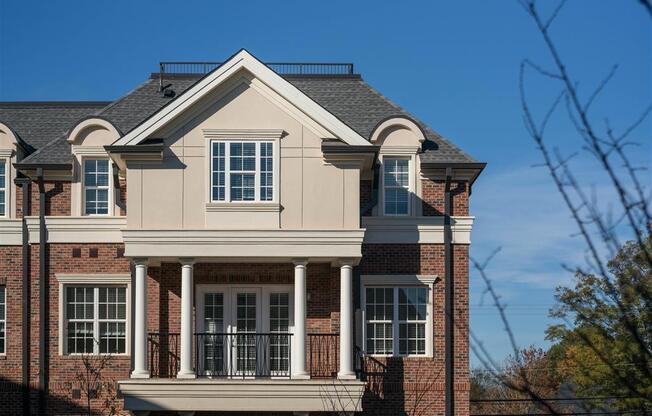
[159,61,354,76]
[195,332,292,378]
[148,332,180,378]
[308,333,339,378]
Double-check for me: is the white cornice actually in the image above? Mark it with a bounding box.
[0,219,22,245]
[361,274,438,286]
[25,216,126,243]
[121,228,365,261]
[362,216,474,244]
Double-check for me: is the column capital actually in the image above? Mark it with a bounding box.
[179,257,196,266]
[133,257,148,267]
[337,258,358,268]
[292,258,309,267]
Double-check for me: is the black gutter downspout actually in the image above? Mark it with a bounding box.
[37,168,48,415]
[15,177,31,416]
[444,167,454,416]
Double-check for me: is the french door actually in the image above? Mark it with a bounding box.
[197,285,292,378]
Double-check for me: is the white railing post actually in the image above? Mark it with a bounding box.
[131,258,150,379]
[178,258,196,378]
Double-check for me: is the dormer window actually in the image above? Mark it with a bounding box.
[83,158,110,215]
[382,157,410,215]
[210,140,274,202]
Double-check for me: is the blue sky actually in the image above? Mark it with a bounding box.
[1,1,650,365]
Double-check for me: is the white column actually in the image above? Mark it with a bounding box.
[131,258,149,379]
[338,261,356,379]
[293,259,309,379]
[178,258,196,378]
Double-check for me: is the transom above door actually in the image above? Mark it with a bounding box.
[195,285,294,378]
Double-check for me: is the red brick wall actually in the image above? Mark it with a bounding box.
[358,243,470,416]
[421,179,469,216]
[27,181,71,217]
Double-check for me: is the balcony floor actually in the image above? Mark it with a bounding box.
[118,377,365,413]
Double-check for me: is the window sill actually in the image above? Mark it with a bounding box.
[59,353,130,359]
[206,202,281,212]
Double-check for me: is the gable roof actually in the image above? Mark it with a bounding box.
[8,56,478,167]
[113,49,371,148]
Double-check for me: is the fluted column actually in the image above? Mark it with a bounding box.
[131,258,149,379]
[293,259,309,379]
[177,258,196,378]
[338,261,356,379]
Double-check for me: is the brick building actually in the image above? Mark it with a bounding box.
[0,49,484,415]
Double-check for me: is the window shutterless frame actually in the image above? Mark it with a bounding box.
[361,283,433,357]
[0,286,6,354]
[0,159,6,217]
[62,285,129,355]
[82,157,112,216]
[381,156,412,216]
[209,139,276,203]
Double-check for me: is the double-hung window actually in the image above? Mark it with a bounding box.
[0,286,5,354]
[211,141,274,202]
[383,157,410,215]
[83,159,110,215]
[65,286,127,354]
[0,159,6,216]
[364,286,428,356]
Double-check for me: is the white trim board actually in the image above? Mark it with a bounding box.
[112,49,371,147]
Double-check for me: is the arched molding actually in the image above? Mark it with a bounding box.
[67,116,122,146]
[369,116,427,146]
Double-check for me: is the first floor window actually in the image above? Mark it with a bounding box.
[65,286,127,354]
[0,286,5,354]
[0,159,6,216]
[364,286,428,356]
[84,158,110,215]
[211,140,274,202]
[383,157,410,215]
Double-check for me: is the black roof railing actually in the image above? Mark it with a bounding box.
[159,61,355,76]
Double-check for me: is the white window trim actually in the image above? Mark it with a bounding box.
[0,286,5,355]
[57,274,131,356]
[204,130,282,208]
[379,154,417,217]
[0,153,11,218]
[81,156,114,217]
[360,275,435,358]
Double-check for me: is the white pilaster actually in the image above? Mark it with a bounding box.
[293,259,310,379]
[131,258,149,379]
[177,258,196,379]
[338,262,356,379]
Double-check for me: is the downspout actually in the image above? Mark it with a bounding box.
[444,167,454,416]
[37,168,48,415]
[15,177,31,416]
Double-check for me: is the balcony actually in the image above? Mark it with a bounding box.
[148,332,340,380]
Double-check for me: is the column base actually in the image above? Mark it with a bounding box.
[130,370,150,379]
[337,371,357,380]
[292,371,310,380]
[176,371,197,379]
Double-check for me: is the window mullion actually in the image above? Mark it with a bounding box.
[225,142,231,202]
[255,142,260,201]
[393,288,398,357]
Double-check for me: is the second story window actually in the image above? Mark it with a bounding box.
[0,160,6,216]
[84,159,110,215]
[383,157,410,215]
[211,141,274,202]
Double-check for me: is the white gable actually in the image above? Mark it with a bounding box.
[112,49,371,147]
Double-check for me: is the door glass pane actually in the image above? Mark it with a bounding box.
[236,293,257,374]
[269,293,289,374]
[203,293,224,375]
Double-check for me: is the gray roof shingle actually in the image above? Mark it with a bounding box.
[7,73,478,165]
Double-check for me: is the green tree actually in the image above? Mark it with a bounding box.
[547,237,652,412]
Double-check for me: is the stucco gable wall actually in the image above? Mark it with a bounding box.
[126,75,359,230]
